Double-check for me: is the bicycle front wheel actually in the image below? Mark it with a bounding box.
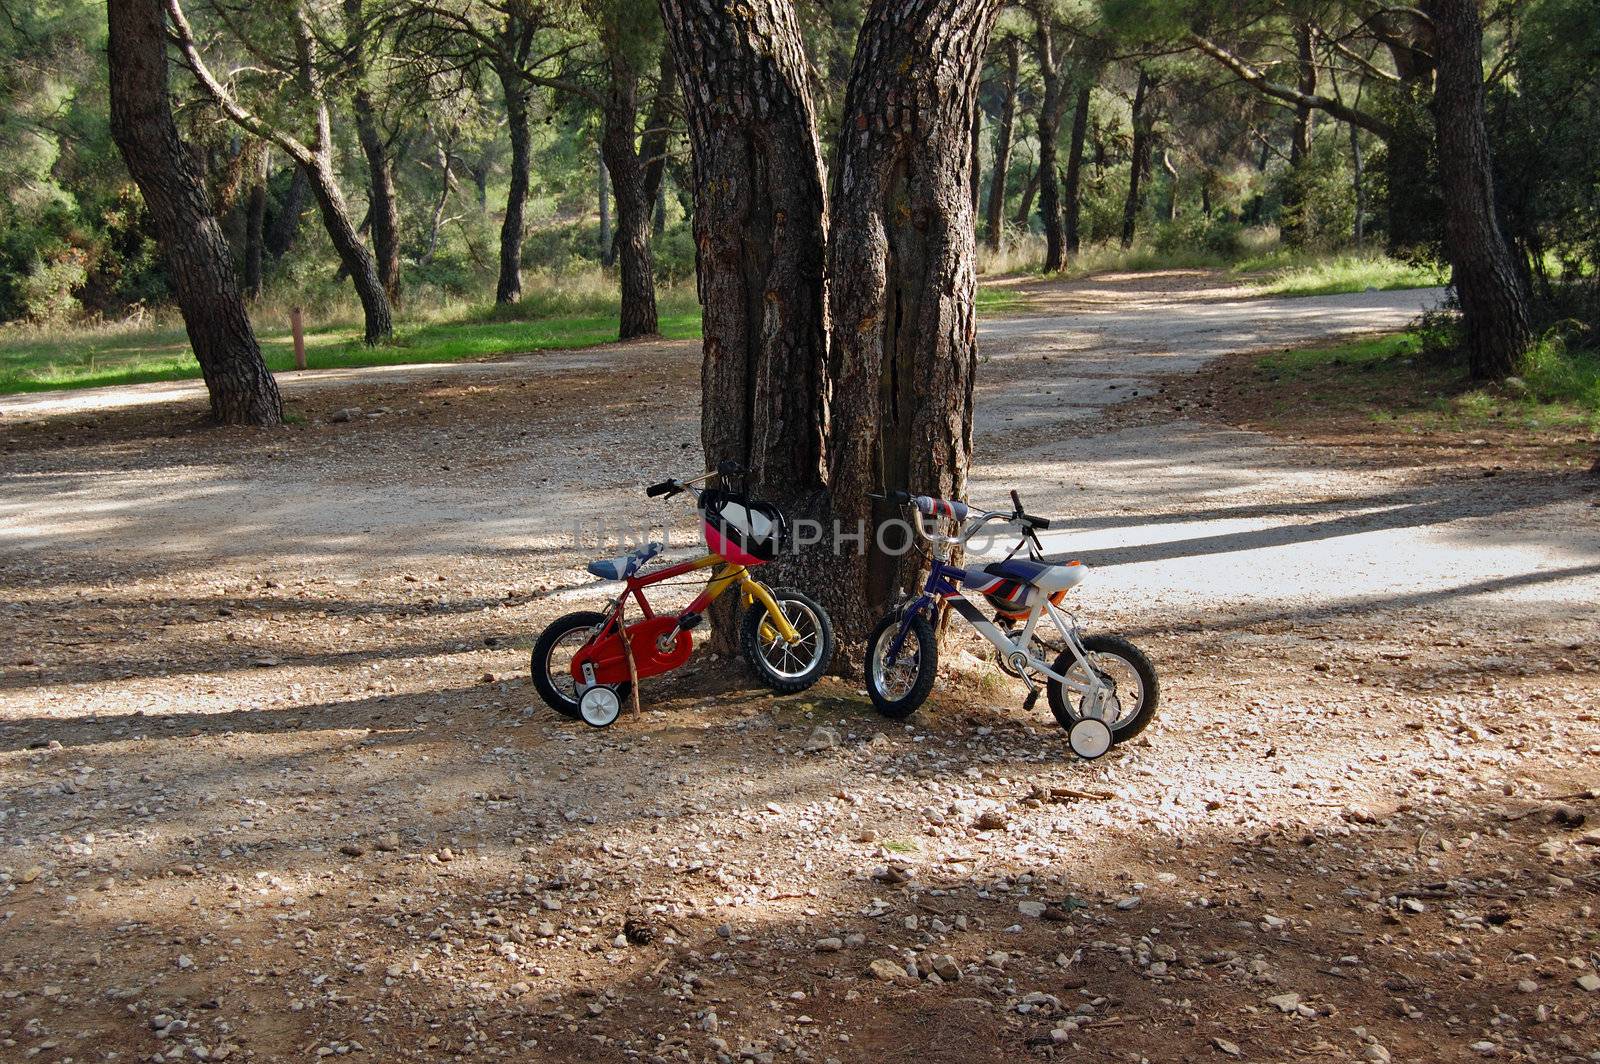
[865,610,937,719]
[741,587,834,693]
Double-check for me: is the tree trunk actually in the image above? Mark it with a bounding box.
[640,46,677,227]
[243,151,267,299]
[1350,121,1365,243]
[983,36,1018,251]
[496,69,531,304]
[598,145,614,265]
[264,164,308,260]
[827,0,1000,646]
[344,0,400,304]
[1281,21,1316,245]
[107,0,282,426]
[1121,68,1151,249]
[1033,13,1065,271]
[422,127,455,265]
[1062,83,1089,253]
[352,88,401,304]
[600,50,659,339]
[307,156,394,344]
[658,0,830,651]
[1161,148,1178,222]
[1013,167,1039,228]
[1425,0,1531,379]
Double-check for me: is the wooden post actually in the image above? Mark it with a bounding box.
[290,306,307,370]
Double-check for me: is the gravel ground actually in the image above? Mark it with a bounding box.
[2,272,1598,1064]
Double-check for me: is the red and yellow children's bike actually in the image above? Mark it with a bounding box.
[531,462,834,726]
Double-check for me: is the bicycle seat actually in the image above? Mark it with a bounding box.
[969,557,1086,595]
[587,541,663,581]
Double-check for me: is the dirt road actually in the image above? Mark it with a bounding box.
[3,273,1597,1064]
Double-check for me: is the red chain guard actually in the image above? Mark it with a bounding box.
[571,615,693,686]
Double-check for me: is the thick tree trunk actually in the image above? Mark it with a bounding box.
[1033,14,1065,271]
[243,152,267,299]
[1426,0,1531,379]
[658,0,830,651]
[1062,83,1089,254]
[264,164,309,260]
[600,52,659,339]
[827,0,1000,646]
[496,70,531,305]
[107,0,282,426]
[1121,68,1152,249]
[352,88,402,304]
[983,37,1018,251]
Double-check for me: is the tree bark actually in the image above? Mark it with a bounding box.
[1032,12,1066,271]
[108,0,282,426]
[983,36,1018,252]
[1062,83,1089,254]
[827,0,1001,645]
[1425,0,1531,379]
[658,0,831,650]
[1121,67,1152,249]
[599,47,659,339]
[496,66,531,304]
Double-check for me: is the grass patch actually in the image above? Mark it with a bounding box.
[2,280,1026,395]
[1252,332,1600,434]
[974,286,1028,315]
[1249,254,1446,297]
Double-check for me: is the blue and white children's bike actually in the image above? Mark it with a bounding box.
[864,490,1159,759]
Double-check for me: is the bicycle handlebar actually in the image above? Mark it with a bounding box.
[647,462,749,500]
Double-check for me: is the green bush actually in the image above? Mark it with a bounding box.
[18,249,89,323]
[652,224,697,284]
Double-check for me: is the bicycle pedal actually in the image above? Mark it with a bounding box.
[677,612,702,631]
[1022,690,1039,711]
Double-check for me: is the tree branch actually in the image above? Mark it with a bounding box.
[1188,31,1397,140]
[165,0,316,166]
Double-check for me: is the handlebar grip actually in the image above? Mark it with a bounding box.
[1024,514,1052,530]
[646,480,677,498]
[1011,489,1023,513]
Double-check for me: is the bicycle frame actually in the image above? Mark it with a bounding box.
[887,528,1106,704]
[603,552,800,644]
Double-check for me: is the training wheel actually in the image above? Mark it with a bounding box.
[579,686,621,728]
[1068,717,1113,760]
